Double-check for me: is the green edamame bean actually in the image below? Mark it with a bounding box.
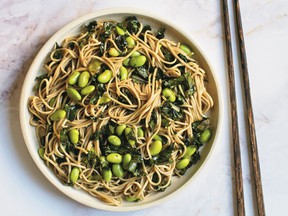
[149,140,162,156]
[99,95,111,104]
[109,47,121,57]
[102,168,112,182]
[124,128,135,146]
[112,164,124,178]
[176,158,190,169]
[89,174,101,181]
[50,109,66,121]
[80,85,95,95]
[131,51,140,57]
[70,167,80,184]
[128,140,135,147]
[67,87,82,101]
[68,71,80,85]
[125,196,139,202]
[126,36,136,48]
[162,88,176,102]
[78,71,90,87]
[88,60,101,74]
[120,66,128,81]
[184,146,197,159]
[116,26,125,35]
[137,128,144,137]
[123,58,130,66]
[97,69,113,84]
[180,44,193,56]
[48,97,56,107]
[116,125,126,136]
[68,129,79,144]
[122,153,132,170]
[130,55,147,67]
[38,147,45,160]
[106,153,122,163]
[124,127,132,135]
[153,134,162,141]
[108,135,121,146]
[199,129,211,143]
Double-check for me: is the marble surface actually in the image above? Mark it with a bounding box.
[1,0,287,215]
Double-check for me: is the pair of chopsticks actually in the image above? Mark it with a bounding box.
[222,0,265,215]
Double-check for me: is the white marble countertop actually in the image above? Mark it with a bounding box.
[1,0,287,215]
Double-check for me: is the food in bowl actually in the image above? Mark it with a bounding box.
[28,15,213,206]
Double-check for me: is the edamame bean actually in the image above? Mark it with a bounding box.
[124,196,139,202]
[97,69,112,83]
[176,158,190,169]
[149,140,162,156]
[126,36,135,48]
[67,87,82,101]
[120,66,128,81]
[70,167,80,184]
[112,164,124,178]
[88,60,101,74]
[130,55,147,67]
[123,58,130,66]
[78,71,90,87]
[137,128,144,137]
[184,146,196,159]
[48,97,56,107]
[131,51,141,57]
[68,71,80,85]
[162,88,176,102]
[124,128,135,146]
[50,109,66,121]
[89,174,101,181]
[102,168,112,182]
[122,153,132,170]
[180,44,193,56]
[124,127,132,135]
[106,153,122,163]
[199,129,211,143]
[109,47,121,57]
[153,134,162,141]
[108,135,121,146]
[99,95,111,104]
[80,85,95,95]
[68,129,79,144]
[116,125,126,136]
[116,26,125,35]
[125,196,139,202]
[38,147,45,160]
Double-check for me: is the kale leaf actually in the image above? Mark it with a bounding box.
[124,16,140,34]
[156,27,166,39]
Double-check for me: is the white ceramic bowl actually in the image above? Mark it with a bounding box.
[20,8,222,211]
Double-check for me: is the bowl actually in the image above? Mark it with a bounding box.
[19,8,222,211]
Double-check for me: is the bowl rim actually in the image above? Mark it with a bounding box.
[19,7,223,211]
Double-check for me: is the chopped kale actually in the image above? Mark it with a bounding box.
[82,151,98,168]
[115,35,127,51]
[149,110,158,130]
[141,25,152,33]
[84,20,97,32]
[34,74,48,90]
[156,27,166,39]
[160,101,184,121]
[53,43,63,60]
[134,65,149,79]
[64,104,81,121]
[131,74,148,84]
[161,47,174,62]
[124,16,140,34]
[89,83,106,105]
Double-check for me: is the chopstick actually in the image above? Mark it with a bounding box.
[221,0,245,215]
[233,1,266,215]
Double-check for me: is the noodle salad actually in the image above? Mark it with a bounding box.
[28,16,213,205]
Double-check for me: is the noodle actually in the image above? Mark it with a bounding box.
[28,16,213,205]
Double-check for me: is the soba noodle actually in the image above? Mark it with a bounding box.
[28,16,213,206]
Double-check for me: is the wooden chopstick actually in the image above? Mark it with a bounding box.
[222,0,245,215]
[233,1,266,215]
